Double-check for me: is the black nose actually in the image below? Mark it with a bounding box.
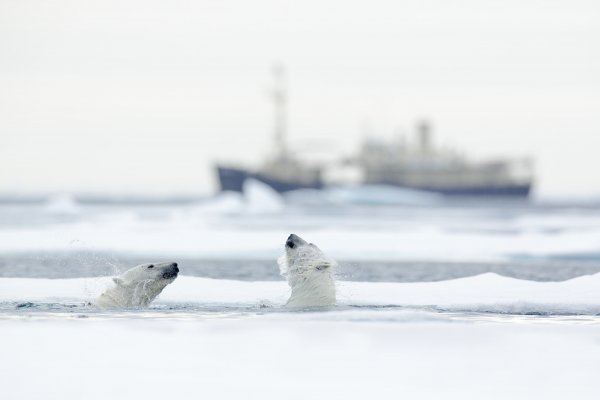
[286,235,295,248]
[172,263,179,272]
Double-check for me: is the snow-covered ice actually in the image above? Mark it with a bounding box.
[1,309,599,400]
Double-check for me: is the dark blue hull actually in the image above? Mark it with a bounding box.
[381,182,532,197]
[217,166,324,193]
[216,166,531,197]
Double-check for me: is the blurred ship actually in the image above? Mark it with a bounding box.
[356,121,533,197]
[216,68,533,197]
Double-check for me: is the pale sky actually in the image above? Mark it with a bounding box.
[1,0,599,197]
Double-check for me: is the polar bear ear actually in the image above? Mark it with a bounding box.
[315,262,331,271]
[113,277,126,286]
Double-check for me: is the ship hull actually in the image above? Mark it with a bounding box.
[390,183,531,197]
[217,166,324,193]
[217,166,531,197]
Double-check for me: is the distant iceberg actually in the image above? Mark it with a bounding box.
[43,194,82,215]
[242,178,285,214]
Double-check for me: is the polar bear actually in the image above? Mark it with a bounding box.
[278,234,336,307]
[95,262,179,308]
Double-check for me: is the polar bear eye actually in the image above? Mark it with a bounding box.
[147,264,154,269]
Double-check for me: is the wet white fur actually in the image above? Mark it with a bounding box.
[278,240,336,307]
[95,263,177,308]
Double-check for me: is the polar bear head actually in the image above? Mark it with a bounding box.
[278,234,336,308]
[96,262,179,308]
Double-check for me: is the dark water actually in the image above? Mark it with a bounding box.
[2,251,600,282]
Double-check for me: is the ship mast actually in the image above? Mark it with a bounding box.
[271,63,287,159]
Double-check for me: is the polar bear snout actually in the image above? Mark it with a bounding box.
[161,262,179,279]
[286,233,307,249]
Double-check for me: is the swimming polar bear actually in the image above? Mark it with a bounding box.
[278,234,336,307]
[95,262,179,308]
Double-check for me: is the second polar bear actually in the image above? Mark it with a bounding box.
[96,262,179,308]
[278,234,336,307]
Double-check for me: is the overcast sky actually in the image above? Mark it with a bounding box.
[1,0,599,197]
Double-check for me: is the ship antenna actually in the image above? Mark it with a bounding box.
[271,63,287,159]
